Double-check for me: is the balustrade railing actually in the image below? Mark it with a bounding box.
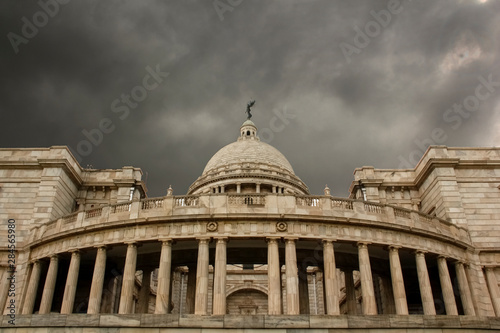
[175,196,199,207]
[364,202,384,214]
[331,198,354,210]
[394,207,411,219]
[296,196,322,207]
[37,193,467,246]
[142,198,164,210]
[228,194,266,206]
[85,208,103,218]
[111,202,132,213]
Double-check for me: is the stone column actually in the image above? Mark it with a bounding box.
[344,268,358,314]
[358,243,377,315]
[267,237,281,315]
[88,247,107,314]
[285,238,299,315]
[415,251,436,315]
[256,183,261,193]
[485,267,500,316]
[213,238,228,315]
[119,243,138,314]
[39,255,58,314]
[323,240,340,315]
[437,256,458,315]
[155,240,172,314]
[22,261,42,314]
[194,238,210,315]
[388,246,408,315]
[237,183,241,194]
[137,269,152,313]
[0,267,10,314]
[455,262,475,316]
[61,251,81,314]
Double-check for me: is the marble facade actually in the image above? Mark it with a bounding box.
[0,121,499,332]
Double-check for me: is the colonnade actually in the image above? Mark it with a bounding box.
[14,237,500,317]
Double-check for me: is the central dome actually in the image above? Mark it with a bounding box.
[202,139,295,176]
[188,119,309,195]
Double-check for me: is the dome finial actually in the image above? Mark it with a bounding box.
[246,100,255,119]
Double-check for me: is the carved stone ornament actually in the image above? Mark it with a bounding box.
[276,221,288,232]
[207,221,218,232]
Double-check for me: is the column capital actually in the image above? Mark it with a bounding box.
[49,254,59,261]
[357,242,370,249]
[437,255,448,260]
[484,266,496,271]
[215,237,228,243]
[388,245,401,252]
[197,237,211,244]
[94,245,108,250]
[159,238,174,245]
[414,250,428,256]
[284,237,298,243]
[125,242,139,248]
[322,239,334,246]
[267,237,281,244]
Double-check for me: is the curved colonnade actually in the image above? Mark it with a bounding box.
[9,194,500,319]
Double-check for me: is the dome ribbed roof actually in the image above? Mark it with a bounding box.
[187,118,309,195]
[202,139,295,176]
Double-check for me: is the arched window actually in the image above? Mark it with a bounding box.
[247,130,251,136]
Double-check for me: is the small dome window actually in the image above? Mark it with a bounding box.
[247,131,251,136]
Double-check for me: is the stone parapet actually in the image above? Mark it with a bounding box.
[29,194,471,250]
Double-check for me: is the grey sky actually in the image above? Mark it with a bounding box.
[1,0,499,197]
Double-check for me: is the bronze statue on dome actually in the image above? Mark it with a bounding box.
[246,100,255,119]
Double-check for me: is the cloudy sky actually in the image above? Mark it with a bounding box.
[1,0,499,197]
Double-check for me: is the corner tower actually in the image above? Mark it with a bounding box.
[188,119,309,195]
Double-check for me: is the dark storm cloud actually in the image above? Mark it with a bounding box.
[1,0,499,197]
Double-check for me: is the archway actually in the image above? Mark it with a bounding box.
[226,288,268,315]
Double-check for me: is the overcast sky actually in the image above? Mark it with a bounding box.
[1,0,499,197]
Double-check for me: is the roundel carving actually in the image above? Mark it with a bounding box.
[276,221,288,232]
[207,221,218,232]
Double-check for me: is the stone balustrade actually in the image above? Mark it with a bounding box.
[30,194,471,248]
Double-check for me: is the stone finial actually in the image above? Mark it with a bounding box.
[324,184,331,196]
[167,185,173,196]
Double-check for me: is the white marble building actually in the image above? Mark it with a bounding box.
[0,118,499,332]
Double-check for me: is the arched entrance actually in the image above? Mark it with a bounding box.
[226,288,268,315]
